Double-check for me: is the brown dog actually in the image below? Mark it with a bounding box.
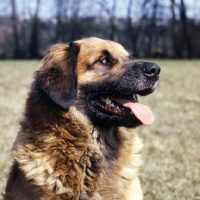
[4,37,160,200]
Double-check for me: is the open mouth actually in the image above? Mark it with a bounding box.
[91,94,137,116]
[91,90,155,125]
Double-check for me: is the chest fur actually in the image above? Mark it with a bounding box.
[12,121,142,199]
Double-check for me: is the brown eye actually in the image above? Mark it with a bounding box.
[101,57,107,65]
[99,56,112,66]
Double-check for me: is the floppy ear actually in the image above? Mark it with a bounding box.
[36,42,80,109]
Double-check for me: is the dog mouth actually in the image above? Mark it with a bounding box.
[91,87,155,125]
[92,94,137,116]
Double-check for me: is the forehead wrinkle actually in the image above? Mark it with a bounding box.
[106,40,129,58]
[76,37,129,58]
[76,38,129,74]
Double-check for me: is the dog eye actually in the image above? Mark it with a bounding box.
[99,56,112,66]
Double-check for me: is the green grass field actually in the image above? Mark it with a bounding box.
[0,60,200,199]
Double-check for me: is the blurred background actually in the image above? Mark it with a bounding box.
[0,0,200,59]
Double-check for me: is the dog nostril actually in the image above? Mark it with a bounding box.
[142,62,160,77]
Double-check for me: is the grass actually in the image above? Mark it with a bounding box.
[0,60,38,195]
[0,59,200,199]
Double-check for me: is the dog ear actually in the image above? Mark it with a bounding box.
[36,42,80,109]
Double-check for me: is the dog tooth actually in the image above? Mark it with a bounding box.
[106,98,111,105]
[110,103,115,107]
[116,106,119,110]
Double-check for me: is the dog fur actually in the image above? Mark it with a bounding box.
[4,37,160,200]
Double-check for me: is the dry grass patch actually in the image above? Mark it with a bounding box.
[139,60,200,200]
[0,60,38,195]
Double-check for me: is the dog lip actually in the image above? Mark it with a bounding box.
[136,88,153,96]
[136,81,159,96]
[90,95,134,116]
[91,100,131,116]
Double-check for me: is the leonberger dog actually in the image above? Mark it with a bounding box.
[4,37,160,200]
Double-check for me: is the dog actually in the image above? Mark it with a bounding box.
[4,37,160,200]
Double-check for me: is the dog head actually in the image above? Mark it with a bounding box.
[36,37,160,128]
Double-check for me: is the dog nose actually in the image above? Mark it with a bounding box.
[142,62,160,77]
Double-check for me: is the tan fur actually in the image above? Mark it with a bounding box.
[77,38,130,84]
[3,37,159,200]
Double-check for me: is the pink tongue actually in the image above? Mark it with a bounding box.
[110,97,154,125]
